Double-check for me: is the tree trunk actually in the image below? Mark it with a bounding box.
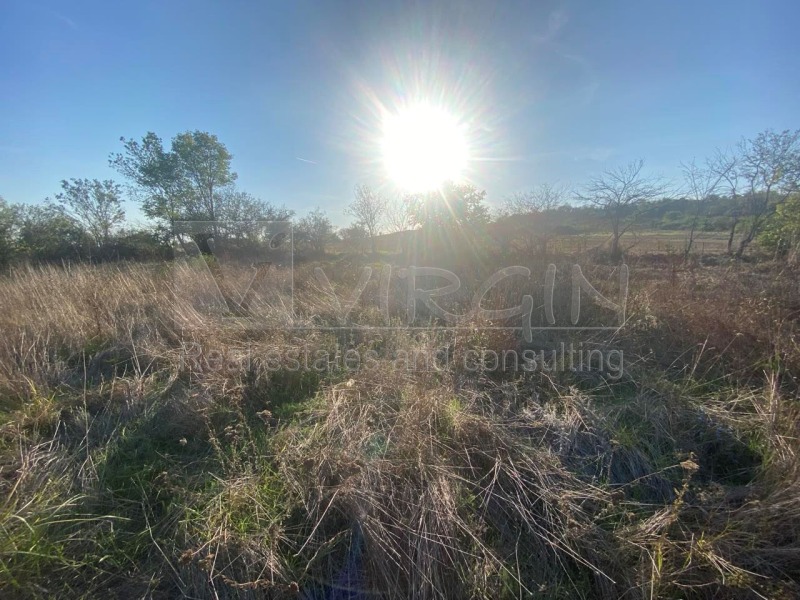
[684,221,696,261]
[684,204,703,260]
[736,226,755,259]
[610,221,621,262]
[736,214,764,259]
[726,216,739,255]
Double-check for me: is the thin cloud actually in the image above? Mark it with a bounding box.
[46,10,78,30]
[295,157,317,165]
[532,7,569,44]
[528,8,599,106]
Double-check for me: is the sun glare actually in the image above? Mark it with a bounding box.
[382,103,468,193]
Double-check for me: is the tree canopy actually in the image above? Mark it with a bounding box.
[54,178,125,247]
[410,182,490,230]
[110,130,237,226]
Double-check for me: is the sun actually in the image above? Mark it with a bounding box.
[382,103,469,193]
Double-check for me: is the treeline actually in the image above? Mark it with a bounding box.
[0,195,168,268]
[1,128,798,268]
[0,131,320,267]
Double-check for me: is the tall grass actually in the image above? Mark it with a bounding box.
[0,257,798,598]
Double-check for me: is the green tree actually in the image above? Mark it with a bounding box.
[54,178,125,248]
[410,181,490,230]
[215,188,294,240]
[295,208,335,256]
[17,204,90,262]
[0,196,20,268]
[110,130,237,230]
[171,131,237,223]
[759,194,800,261]
[405,182,491,262]
[113,226,172,261]
[733,129,800,258]
[339,223,369,255]
[110,132,184,229]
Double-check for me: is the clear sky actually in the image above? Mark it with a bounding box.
[2,0,798,225]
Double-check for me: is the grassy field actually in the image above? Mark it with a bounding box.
[520,232,731,257]
[0,247,799,599]
[369,230,733,260]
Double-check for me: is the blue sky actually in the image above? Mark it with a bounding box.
[2,0,798,225]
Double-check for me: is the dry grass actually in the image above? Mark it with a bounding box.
[0,256,798,599]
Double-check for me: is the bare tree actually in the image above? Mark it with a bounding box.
[734,129,800,258]
[346,184,386,255]
[384,193,416,234]
[502,183,568,215]
[708,149,742,255]
[680,159,725,259]
[576,160,667,261]
[501,183,569,255]
[54,178,125,247]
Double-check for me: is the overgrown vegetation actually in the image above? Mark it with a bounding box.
[1,124,798,599]
[0,244,798,598]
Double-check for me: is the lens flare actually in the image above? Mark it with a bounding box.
[382,103,469,193]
